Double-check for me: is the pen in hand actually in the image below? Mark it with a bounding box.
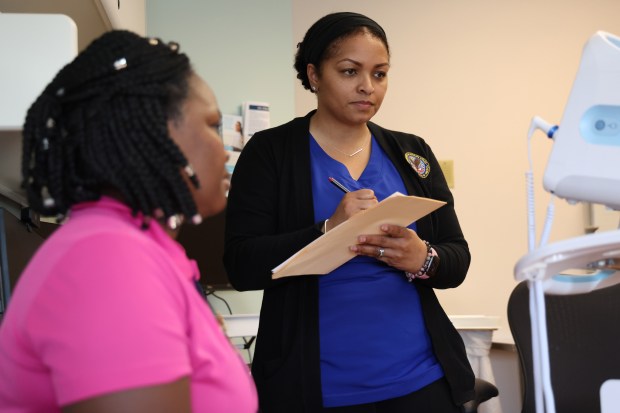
[328,177,351,193]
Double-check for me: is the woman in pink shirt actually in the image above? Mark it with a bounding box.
[0,30,258,413]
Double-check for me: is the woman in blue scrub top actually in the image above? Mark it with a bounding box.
[224,11,475,413]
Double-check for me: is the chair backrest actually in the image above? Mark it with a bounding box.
[507,281,620,413]
[462,378,499,413]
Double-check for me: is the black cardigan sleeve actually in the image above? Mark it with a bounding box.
[223,118,322,291]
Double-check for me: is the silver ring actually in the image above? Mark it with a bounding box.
[378,248,385,258]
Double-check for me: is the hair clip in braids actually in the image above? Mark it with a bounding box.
[167,214,184,230]
[184,164,200,188]
[41,186,56,208]
[43,197,56,208]
[147,36,179,52]
[113,57,128,71]
[42,138,50,151]
[56,87,65,97]
[46,118,55,129]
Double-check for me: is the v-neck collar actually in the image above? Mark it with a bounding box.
[309,134,382,184]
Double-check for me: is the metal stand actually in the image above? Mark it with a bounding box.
[514,229,620,413]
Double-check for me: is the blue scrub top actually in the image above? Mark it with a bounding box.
[310,134,443,407]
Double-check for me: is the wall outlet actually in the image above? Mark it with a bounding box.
[438,160,455,188]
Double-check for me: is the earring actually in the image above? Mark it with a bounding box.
[311,85,318,93]
[184,164,200,188]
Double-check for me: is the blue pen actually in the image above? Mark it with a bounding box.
[328,177,351,193]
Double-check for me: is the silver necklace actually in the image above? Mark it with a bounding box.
[325,139,368,157]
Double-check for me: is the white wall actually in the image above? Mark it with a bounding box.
[147,0,294,128]
[146,3,620,407]
[291,4,620,410]
[146,0,620,340]
[293,0,620,335]
[147,0,296,315]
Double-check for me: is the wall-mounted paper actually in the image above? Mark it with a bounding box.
[221,114,244,174]
[242,101,270,143]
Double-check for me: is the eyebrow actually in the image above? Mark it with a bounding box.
[337,58,390,68]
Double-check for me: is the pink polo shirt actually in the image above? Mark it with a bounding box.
[0,197,257,412]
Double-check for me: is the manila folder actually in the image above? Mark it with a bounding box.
[271,192,445,279]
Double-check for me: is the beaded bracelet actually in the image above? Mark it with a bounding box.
[405,240,436,282]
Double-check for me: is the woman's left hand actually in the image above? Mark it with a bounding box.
[350,224,428,273]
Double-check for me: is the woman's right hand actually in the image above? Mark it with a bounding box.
[326,189,378,232]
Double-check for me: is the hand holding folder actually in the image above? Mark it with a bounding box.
[271,192,446,279]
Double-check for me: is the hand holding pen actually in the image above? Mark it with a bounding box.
[325,177,378,231]
[327,177,425,270]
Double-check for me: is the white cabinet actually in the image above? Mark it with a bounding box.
[0,13,77,131]
[0,2,145,199]
[0,13,77,204]
[94,0,146,36]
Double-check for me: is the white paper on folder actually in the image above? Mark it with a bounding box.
[271,192,446,279]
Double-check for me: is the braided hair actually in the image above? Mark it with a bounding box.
[22,30,198,226]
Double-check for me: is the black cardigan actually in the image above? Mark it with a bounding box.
[224,111,475,412]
